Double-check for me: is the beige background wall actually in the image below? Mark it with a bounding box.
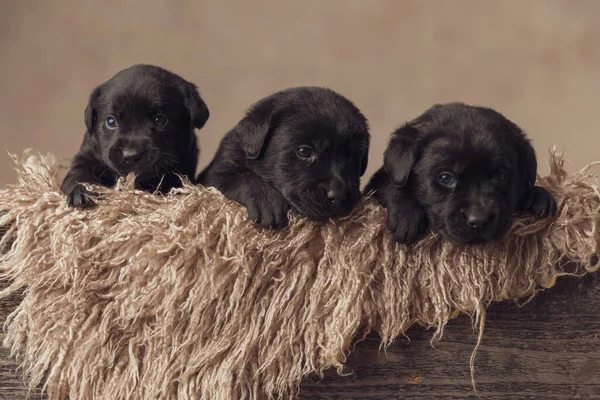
[0,0,599,186]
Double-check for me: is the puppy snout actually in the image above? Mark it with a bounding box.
[461,206,494,229]
[326,180,347,206]
[122,148,144,164]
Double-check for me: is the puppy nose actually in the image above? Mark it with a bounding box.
[122,148,143,163]
[462,207,494,229]
[327,189,346,206]
[326,181,347,206]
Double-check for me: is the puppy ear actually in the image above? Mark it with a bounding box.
[495,116,537,187]
[383,124,421,187]
[84,87,101,134]
[234,98,277,160]
[514,139,539,210]
[519,138,538,187]
[184,83,210,130]
[486,113,539,209]
[383,104,442,186]
[360,151,369,177]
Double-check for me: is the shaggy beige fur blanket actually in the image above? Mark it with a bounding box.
[0,150,598,400]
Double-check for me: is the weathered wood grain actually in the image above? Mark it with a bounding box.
[0,287,43,400]
[300,272,600,399]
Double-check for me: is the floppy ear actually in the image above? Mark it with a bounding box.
[383,123,421,187]
[84,87,102,134]
[184,83,210,130]
[517,140,538,210]
[360,151,369,177]
[479,106,537,188]
[485,113,539,209]
[507,129,538,210]
[496,117,537,187]
[234,98,277,160]
[519,138,538,187]
[357,135,370,176]
[383,104,443,186]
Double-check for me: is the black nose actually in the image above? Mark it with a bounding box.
[461,207,494,229]
[122,148,143,164]
[326,181,347,207]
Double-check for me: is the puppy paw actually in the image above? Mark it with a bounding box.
[246,192,290,229]
[387,204,428,244]
[528,186,557,218]
[66,184,96,208]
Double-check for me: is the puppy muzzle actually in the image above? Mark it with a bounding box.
[108,138,156,175]
[285,182,360,220]
[443,201,508,244]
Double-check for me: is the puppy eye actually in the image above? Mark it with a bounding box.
[154,115,168,127]
[438,173,456,188]
[496,170,508,182]
[296,146,314,159]
[106,116,118,129]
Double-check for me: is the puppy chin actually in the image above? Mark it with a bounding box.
[106,159,132,176]
[108,153,158,177]
[285,191,359,220]
[108,160,137,177]
[441,217,508,244]
[440,227,481,245]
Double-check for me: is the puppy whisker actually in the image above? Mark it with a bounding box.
[160,152,181,166]
[94,163,111,180]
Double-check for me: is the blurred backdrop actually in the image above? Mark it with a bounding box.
[0,0,599,186]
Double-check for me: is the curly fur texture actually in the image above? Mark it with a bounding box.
[0,150,598,399]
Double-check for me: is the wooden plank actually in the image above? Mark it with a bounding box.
[0,289,40,400]
[301,273,600,399]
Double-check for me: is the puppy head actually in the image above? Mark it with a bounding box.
[84,64,209,177]
[235,86,370,219]
[385,103,536,244]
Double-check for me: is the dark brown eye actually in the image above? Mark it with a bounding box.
[106,116,118,129]
[496,170,508,182]
[154,115,168,127]
[296,146,313,159]
[438,173,456,188]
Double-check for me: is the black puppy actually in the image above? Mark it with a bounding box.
[365,103,557,244]
[61,64,209,207]
[198,86,370,228]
